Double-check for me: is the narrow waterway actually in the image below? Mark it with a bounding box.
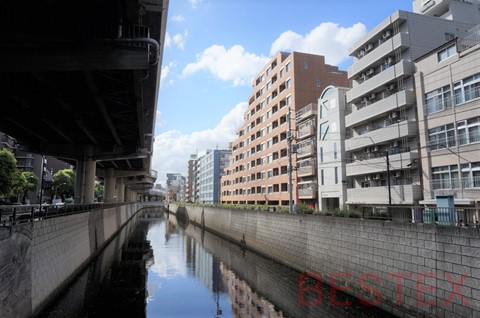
[40,208,398,318]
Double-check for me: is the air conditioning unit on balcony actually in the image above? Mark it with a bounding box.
[368,92,377,100]
[373,145,380,152]
[373,173,381,180]
[362,96,369,103]
[365,43,374,52]
[365,175,372,181]
[383,30,392,39]
[393,171,402,178]
[389,111,399,119]
[357,50,365,58]
[387,83,397,91]
[385,56,394,64]
[366,68,375,76]
[391,140,400,148]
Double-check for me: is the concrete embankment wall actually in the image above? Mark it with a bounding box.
[170,204,480,318]
[0,203,140,318]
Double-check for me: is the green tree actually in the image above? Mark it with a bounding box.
[53,169,75,199]
[95,182,104,202]
[10,170,27,201]
[0,148,17,200]
[22,171,38,204]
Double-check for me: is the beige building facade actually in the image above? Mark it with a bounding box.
[221,51,349,206]
[344,8,476,207]
[415,29,480,207]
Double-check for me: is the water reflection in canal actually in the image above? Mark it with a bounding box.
[41,208,398,318]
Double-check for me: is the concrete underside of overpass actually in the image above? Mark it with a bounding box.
[0,0,169,201]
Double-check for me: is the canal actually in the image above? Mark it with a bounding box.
[40,207,398,318]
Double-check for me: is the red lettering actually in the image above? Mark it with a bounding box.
[329,272,352,306]
[359,273,382,306]
[298,273,323,306]
[445,272,469,306]
[387,272,411,305]
[416,272,437,306]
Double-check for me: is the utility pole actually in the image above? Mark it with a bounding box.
[386,150,392,206]
[288,107,294,213]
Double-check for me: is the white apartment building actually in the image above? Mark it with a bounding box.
[415,27,480,208]
[316,86,350,211]
[197,149,231,204]
[344,5,476,207]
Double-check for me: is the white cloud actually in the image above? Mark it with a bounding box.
[171,14,185,22]
[165,31,188,50]
[164,32,172,48]
[160,62,175,88]
[189,0,203,9]
[172,30,188,50]
[155,110,166,128]
[182,45,269,86]
[152,102,247,186]
[270,22,367,65]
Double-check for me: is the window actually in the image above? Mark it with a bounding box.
[454,73,480,105]
[333,142,337,160]
[285,61,291,73]
[461,162,480,188]
[320,169,324,186]
[320,102,328,119]
[316,79,321,87]
[334,167,338,184]
[437,43,456,62]
[280,67,284,78]
[319,122,329,140]
[425,85,451,115]
[432,165,459,190]
[304,61,309,69]
[319,147,323,163]
[457,117,480,145]
[286,78,292,88]
[428,124,455,150]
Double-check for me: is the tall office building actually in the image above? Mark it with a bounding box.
[197,149,231,204]
[344,6,476,208]
[221,51,349,206]
[415,28,480,208]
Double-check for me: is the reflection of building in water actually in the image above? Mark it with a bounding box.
[184,235,225,294]
[220,263,284,318]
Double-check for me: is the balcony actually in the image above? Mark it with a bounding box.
[348,32,409,78]
[296,143,315,159]
[345,120,418,152]
[296,103,317,122]
[346,151,418,176]
[347,184,422,205]
[345,90,415,128]
[297,125,315,140]
[297,165,316,177]
[347,60,414,103]
[298,182,317,199]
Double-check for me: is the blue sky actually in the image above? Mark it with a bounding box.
[152,0,414,186]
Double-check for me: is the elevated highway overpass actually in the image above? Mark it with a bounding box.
[0,0,168,202]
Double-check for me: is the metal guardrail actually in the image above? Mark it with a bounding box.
[360,206,480,227]
[0,202,129,227]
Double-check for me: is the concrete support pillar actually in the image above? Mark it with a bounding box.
[125,188,132,202]
[74,156,96,204]
[116,178,125,202]
[104,168,116,203]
